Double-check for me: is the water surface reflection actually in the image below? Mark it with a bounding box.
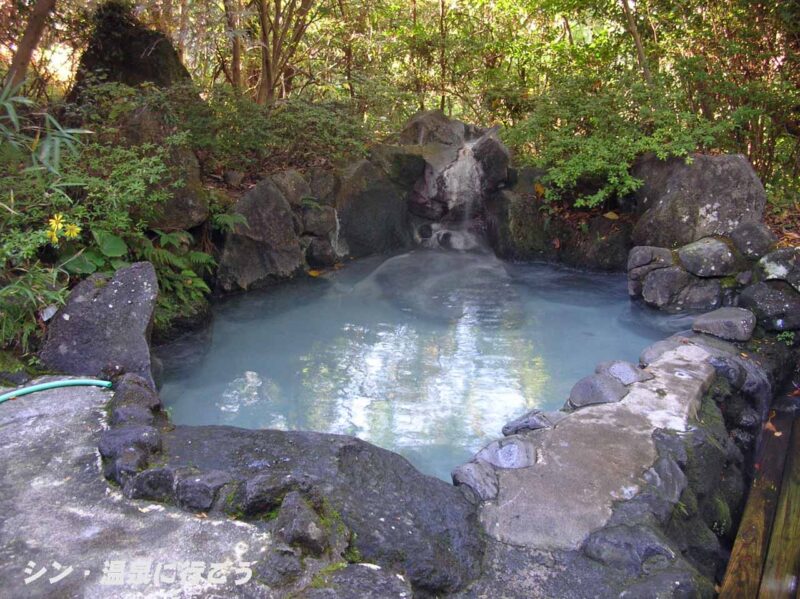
[159,250,665,480]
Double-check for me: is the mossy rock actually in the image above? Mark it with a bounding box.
[69,1,191,101]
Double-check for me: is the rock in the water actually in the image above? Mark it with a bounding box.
[739,281,800,331]
[336,160,412,257]
[757,247,800,292]
[595,360,654,385]
[730,221,777,259]
[568,374,629,409]
[306,237,338,267]
[273,491,329,556]
[677,238,737,277]
[631,153,766,248]
[641,266,722,313]
[628,246,675,295]
[217,179,304,291]
[271,169,312,208]
[692,308,756,341]
[40,263,158,387]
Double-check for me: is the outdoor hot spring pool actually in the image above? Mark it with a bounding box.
[159,249,683,481]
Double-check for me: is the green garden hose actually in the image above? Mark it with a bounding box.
[0,379,113,404]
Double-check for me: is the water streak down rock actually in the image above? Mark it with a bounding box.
[395,111,510,239]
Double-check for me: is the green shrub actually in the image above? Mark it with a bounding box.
[503,68,732,209]
[0,84,215,352]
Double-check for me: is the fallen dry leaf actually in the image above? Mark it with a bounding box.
[603,211,619,220]
[307,270,322,277]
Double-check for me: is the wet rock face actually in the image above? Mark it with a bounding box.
[40,262,159,388]
[392,111,510,226]
[631,153,766,248]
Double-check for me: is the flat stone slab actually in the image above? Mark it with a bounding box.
[477,344,716,550]
[0,379,278,597]
[692,307,756,341]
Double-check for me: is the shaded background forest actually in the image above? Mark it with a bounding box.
[0,0,799,356]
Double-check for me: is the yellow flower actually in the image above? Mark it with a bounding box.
[48,213,64,232]
[46,229,59,245]
[64,223,81,239]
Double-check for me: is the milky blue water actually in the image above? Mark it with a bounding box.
[159,249,681,481]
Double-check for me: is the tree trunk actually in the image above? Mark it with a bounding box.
[256,0,275,104]
[620,0,653,86]
[438,0,447,111]
[223,0,243,90]
[178,0,189,55]
[6,0,57,89]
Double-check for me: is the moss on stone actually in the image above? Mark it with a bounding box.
[0,350,25,373]
[309,561,348,589]
[706,492,732,538]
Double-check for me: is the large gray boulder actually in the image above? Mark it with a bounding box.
[631,154,766,248]
[398,109,483,146]
[336,160,412,257]
[677,237,737,277]
[271,169,312,208]
[139,425,485,595]
[217,179,305,291]
[40,262,158,388]
[69,2,191,99]
[471,129,510,193]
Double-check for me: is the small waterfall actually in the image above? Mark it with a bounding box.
[440,139,483,220]
[420,138,486,251]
